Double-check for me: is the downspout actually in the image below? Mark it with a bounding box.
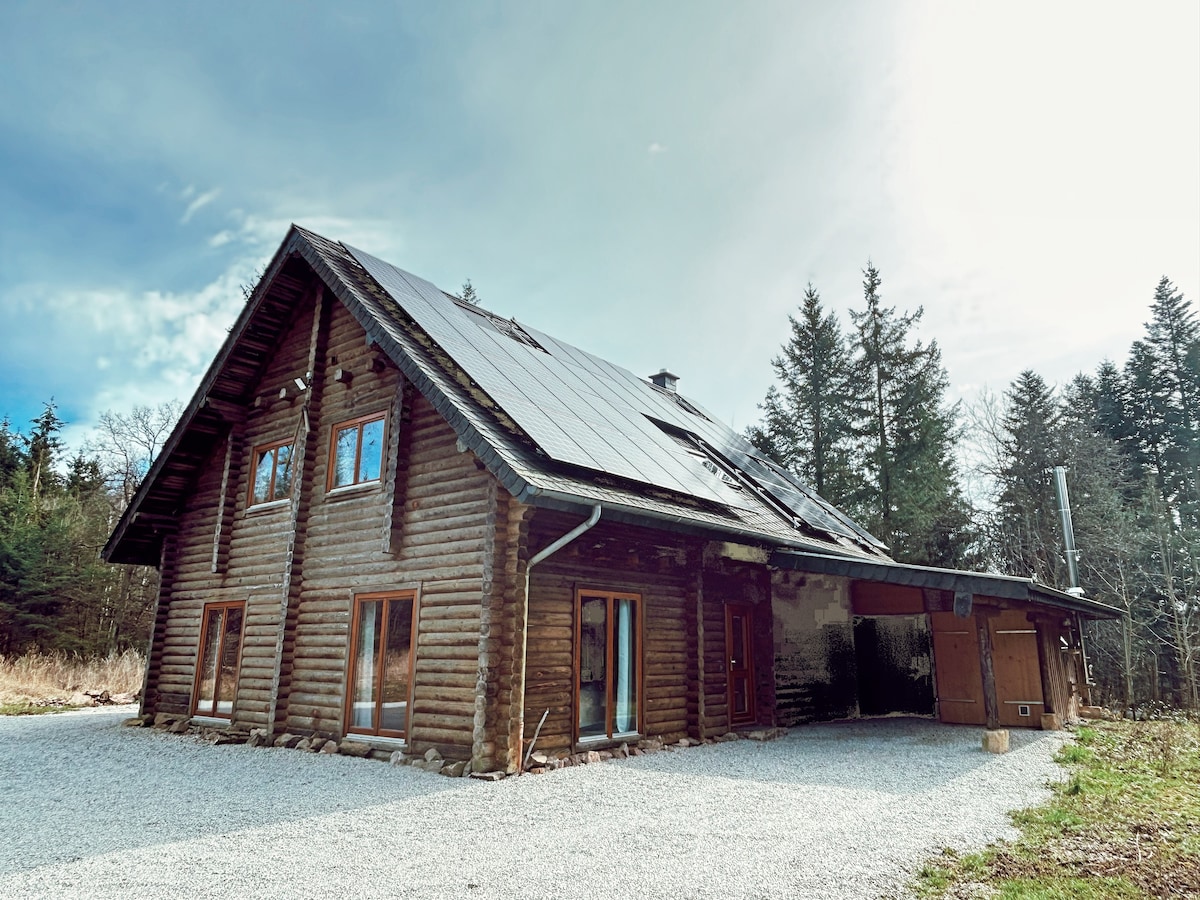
[515,503,602,772]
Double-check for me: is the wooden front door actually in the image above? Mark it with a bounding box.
[726,604,756,726]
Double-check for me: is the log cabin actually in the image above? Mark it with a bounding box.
[104,225,1118,772]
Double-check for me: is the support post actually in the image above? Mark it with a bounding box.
[976,607,1009,753]
[1030,614,1063,731]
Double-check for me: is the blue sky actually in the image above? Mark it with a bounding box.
[1,1,1197,453]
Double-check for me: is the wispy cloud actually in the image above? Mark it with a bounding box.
[647,142,667,155]
[180,187,220,224]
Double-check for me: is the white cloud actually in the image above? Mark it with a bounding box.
[647,142,667,155]
[180,187,220,224]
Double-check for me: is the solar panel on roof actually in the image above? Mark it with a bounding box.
[345,243,884,552]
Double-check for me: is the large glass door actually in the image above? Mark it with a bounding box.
[576,590,641,741]
[193,601,244,718]
[347,592,416,739]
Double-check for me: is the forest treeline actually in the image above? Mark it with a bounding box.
[1,272,1196,709]
[0,402,179,656]
[749,269,1199,709]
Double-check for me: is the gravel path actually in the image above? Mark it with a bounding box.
[0,708,1070,899]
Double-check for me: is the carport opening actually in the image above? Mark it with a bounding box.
[852,614,935,717]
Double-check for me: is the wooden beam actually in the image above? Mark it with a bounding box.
[269,282,328,735]
[975,609,1000,730]
[1028,614,1057,716]
[133,511,179,528]
[201,395,248,424]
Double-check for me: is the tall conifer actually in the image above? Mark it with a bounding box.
[848,264,973,566]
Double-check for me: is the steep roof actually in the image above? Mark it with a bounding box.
[104,226,887,565]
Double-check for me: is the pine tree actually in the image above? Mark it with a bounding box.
[24,400,64,502]
[746,284,857,505]
[459,279,481,305]
[848,263,974,566]
[992,370,1061,583]
[1138,277,1200,525]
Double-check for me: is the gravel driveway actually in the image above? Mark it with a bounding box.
[0,707,1070,899]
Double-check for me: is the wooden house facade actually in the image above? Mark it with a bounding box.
[105,227,1117,773]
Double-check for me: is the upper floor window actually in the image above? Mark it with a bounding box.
[250,440,294,506]
[330,413,385,490]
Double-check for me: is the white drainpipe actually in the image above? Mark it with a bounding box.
[514,503,602,771]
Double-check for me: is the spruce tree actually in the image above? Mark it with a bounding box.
[459,279,481,305]
[992,370,1061,583]
[747,284,857,505]
[1137,277,1200,525]
[847,263,974,566]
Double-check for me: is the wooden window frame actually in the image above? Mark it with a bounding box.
[191,600,245,719]
[344,590,418,741]
[247,438,295,508]
[327,412,388,492]
[573,588,644,745]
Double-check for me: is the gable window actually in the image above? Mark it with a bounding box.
[576,589,641,741]
[250,440,294,506]
[345,591,416,739]
[192,601,244,718]
[329,413,385,490]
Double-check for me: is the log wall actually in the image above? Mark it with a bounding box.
[522,511,700,756]
[283,302,492,758]
[699,559,776,736]
[145,284,494,757]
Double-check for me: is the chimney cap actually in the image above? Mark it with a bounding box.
[649,369,679,392]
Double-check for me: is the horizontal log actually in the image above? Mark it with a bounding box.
[412,685,477,704]
[413,658,477,675]
[419,605,480,622]
[286,691,345,709]
[417,633,480,648]
[415,644,478,661]
[408,725,473,747]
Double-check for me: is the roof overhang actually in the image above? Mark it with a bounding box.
[518,486,880,559]
[769,549,1122,620]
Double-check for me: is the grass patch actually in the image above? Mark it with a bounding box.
[0,700,74,716]
[0,649,144,711]
[913,717,1200,898]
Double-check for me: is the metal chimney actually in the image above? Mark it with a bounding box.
[649,369,679,392]
[1052,465,1083,597]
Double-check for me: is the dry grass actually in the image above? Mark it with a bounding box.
[0,649,144,711]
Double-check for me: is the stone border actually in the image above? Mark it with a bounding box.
[125,714,788,780]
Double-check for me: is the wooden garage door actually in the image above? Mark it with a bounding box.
[991,609,1045,728]
[930,611,984,725]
